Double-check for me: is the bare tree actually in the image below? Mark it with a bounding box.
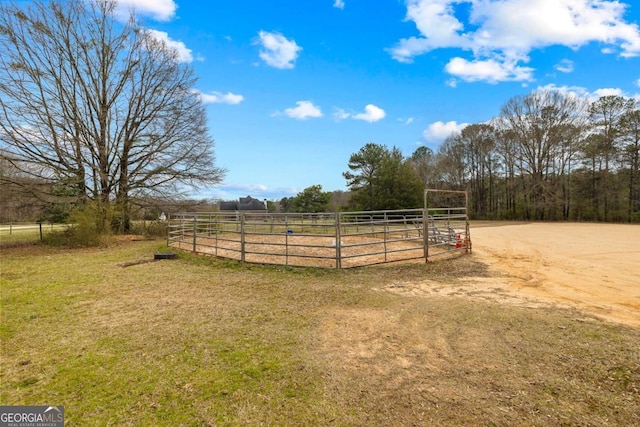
[458,123,497,217]
[553,123,585,220]
[492,124,519,218]
[0,0,224,232]
[588,95,633,221]
[619,102,640,221]
[500,90,588,220]
[409,145,437,187]
[435,135,467,190]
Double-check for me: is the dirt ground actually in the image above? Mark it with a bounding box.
[181,222,640,327]
[387,222,640,328]
[473,223,640,327]
[316,222,640,425]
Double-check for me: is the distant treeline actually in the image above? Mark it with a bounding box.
[310,89,638,222]
[434,90,639,222]
[3,89,639,223]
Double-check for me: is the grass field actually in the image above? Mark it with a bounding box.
[1,235,639,426]
[0,223,67,245]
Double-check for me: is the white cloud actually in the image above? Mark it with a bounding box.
[593,87,624,98]
[536,83,633,102]
[256,31,302,69]
[535,83,590,99]
[283,101,323,119]
[334,0,345,9]
[197,91,244,105]
[333,108,351,120]
[230,183,269,193]
[115,0,177,21]
[445,56,534,83]
[334,105,386,122]
[144,29,193,63]
[468,0,640,54]
[206,184,299,201]
[636,78,640,87]
[397,117,414,125]
[353,104,386,122]
[423,120,469,142]
[390,0,640,82]
[555,59,574,73]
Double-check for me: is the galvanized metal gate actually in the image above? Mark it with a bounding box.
[168,190,470,268]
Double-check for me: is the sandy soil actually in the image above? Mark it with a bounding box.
[468,223,640,328]
[385,223,640,327]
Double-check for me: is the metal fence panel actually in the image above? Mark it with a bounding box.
[168,199,470,268]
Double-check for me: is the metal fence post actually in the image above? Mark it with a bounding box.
[335,212,342,269]
[241,212,246,263]
[192,214,197,253]
[424,191,429,263]
[285,215,289,267]
[423,207,428,263]
[383,212,388,263]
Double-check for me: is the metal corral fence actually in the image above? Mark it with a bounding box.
[167,191,470,269]
[424,189,471,261]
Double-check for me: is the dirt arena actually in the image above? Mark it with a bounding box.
[385,222,640,328]
[175,222,639,327]
[467,223,639,327]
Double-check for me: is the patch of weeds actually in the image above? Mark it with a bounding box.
[16,377,39,388]
[606,365,640,393]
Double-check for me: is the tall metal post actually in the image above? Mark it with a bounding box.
[192,214,197,253]
[465,191,472,253]
[424,190,430,262]
[423,206,428,263]
[285,215,289,267]
[383,212,388,263]
[240,212,246,263]
[335,212,342,269]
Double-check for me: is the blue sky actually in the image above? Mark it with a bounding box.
[117,0,640,201]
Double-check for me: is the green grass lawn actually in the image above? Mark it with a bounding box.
[0,223,68,245]
[1,239,639,426]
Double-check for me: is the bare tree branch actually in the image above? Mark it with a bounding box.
[0,0,225,231]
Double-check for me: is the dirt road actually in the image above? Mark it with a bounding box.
[470,223,640,328]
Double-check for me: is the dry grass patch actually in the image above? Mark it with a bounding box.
[1,241,638,426]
